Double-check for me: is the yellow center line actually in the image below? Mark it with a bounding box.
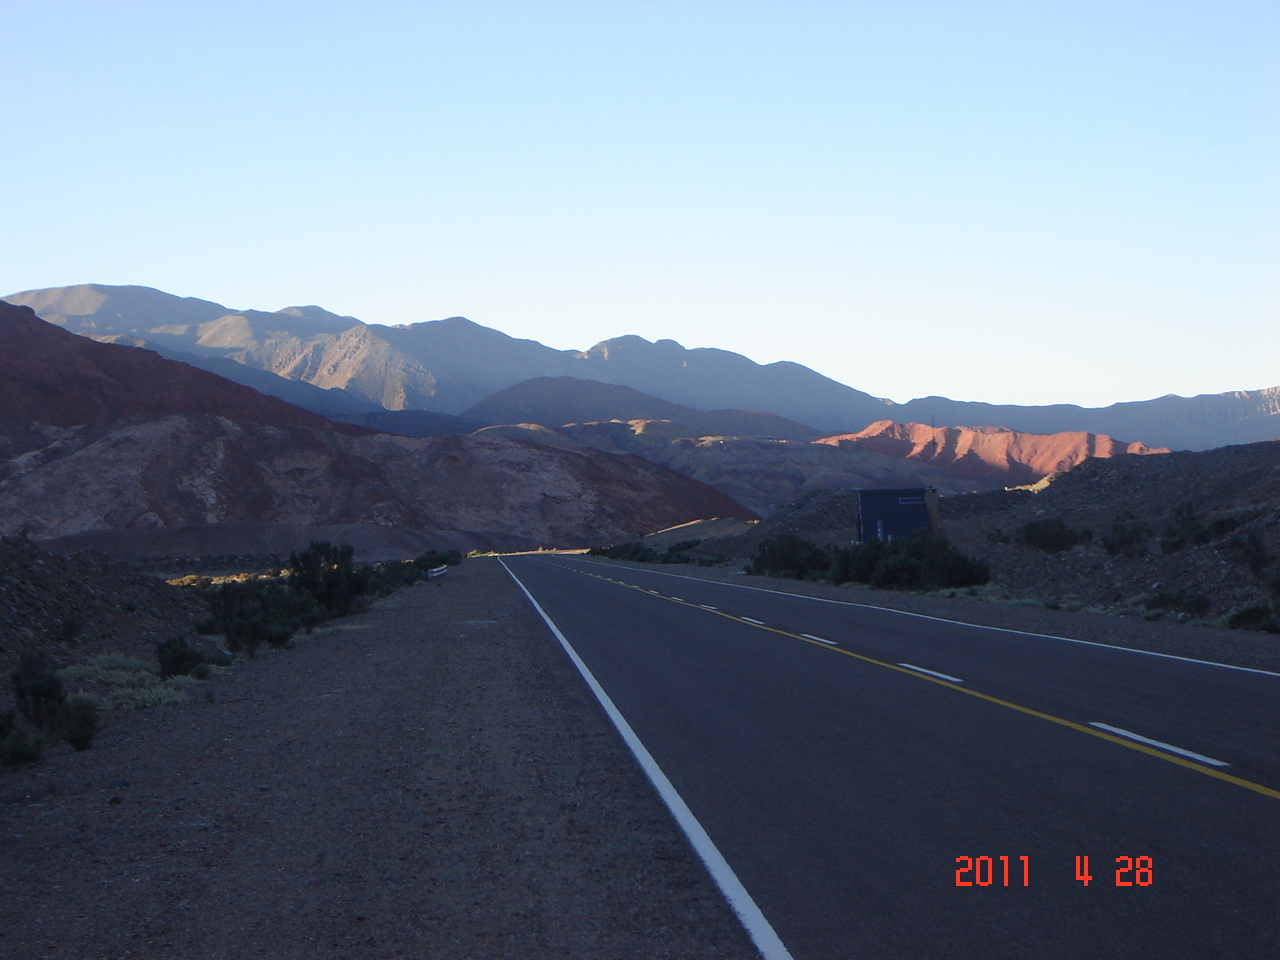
[584,569,1280,802]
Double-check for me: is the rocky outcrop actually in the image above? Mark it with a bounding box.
[488,420,980,516]
[0,536,207,713]
[936,439,1280,622]
[0,415,757,550]
[817,421,1169,486]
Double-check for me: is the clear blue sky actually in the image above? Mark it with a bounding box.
[2,1,1276,407]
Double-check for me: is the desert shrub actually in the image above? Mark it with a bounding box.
[12,652,65,728]
[588,539,703,565]
[1226,604,1280,633]
[1144,590,1211,618]
[1101,521,1149,558]
[1210,516,1241,537]
[59,655,193,711]
[209,580,322,654]
[59,695,98,751]
[1229,531,1271,576]
[88,679,193,711]
[748,535,830,579]
[289,541,372,616]
[156,637,204,679]
[1160,503,1213,553]
[1017,518,1092,553]
[368,549,466,594]
[588,542,661,563]
[831,531,989,591]
[0,722,42,766]
[61,654,155,685]
[417,549,463,568]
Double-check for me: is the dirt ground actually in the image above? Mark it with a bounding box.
[0,558,760,959]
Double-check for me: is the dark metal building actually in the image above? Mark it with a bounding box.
[856,488,939,543]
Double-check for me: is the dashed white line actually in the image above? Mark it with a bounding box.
[801,634,837,645]
[1089,723,1230,767]
[897,663,964,683]
[671,597,685,602]
[700,604,717,610]
[563,557,1280,679]
[741,617,765,625]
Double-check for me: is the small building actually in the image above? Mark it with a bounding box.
[856,488,939,543]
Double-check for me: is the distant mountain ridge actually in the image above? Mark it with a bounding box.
[0,301,366,435]
[5,283,1277,451]
[461,376,823,441]
[818,420,1169,487]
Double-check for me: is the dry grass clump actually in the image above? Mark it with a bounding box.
[60,653,200,711]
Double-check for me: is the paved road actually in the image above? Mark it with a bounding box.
[501,554,1280,960]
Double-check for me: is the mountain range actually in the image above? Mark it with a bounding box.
[0,301,755,554]
[6,283,1277,450]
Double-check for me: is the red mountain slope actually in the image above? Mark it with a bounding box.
[817,420,1169,486]
[0,301,364,433]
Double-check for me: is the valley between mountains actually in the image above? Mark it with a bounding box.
[1,283,1278,959]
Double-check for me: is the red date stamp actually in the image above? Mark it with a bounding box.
[955,856,1154,886]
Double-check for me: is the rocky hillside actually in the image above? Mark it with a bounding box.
[478,420,980,516]
[0,536,206,713]
[481,416,1168,517]
[938,439,1280,623]
[0,301,363,434]
[0,415,757,553]
[818,420,1169,486]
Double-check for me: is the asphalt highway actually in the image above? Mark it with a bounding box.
[501,554,1280,960]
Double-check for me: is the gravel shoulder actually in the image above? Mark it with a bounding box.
[1,557,760,959]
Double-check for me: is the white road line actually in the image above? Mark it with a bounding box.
[700,604,717,610]
[1089,722,1230,767]
[897,663,964,683]
[801,634,837,645]
[562,558,1280,679]
[671,597,685,602]
[741,617,765,625]
[498,559,795,960]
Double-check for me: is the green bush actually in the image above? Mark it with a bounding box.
[1144,590,1211,618]
[289,541,372,616]
[830,531,989,591]
[1017,518,1093,553]
[366,549,465,594]
[1159,502,1213,553]
[588,539,705,565]
[59,695,98,751]
[1226,604,1280,633]
[208,580,322,654]
[1101,521,1149,558]
[1230,531,1271,576]
[588,542,661,562]
[12,652,65,728]
[0,723,42,766]
[748,535,830,579]
[157,637,204,678]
